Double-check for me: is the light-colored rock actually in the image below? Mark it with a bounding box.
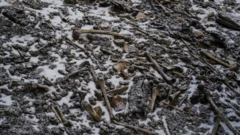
[193,29,204,38]
[100,22,110,29]
[110,96,125,112]
[136,12,148,22]
[113,61,127,72]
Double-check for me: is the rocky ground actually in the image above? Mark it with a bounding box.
[0,0,240,134]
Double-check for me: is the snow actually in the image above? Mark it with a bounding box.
[0,94,13,106]
[57,91,73,106]
[0,0,12,7]
[1,0,240,134]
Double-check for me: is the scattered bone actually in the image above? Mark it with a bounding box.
[145,52,175,84]
[73,29,127,40]
[107,86,129,95]
[110,96,125,112]
[63,67,88,81]
[149,84,160,112]
[81,101,101,122]
[113,120,156,135]
[198,84,239,134]
[90,68,114,120]
[212,116,221,135]
[200,49,233,69]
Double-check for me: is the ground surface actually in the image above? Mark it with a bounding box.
[0,0,240,135]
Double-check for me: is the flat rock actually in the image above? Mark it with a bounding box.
[114,39,125,46]
[136,12,148,22]
[193,29,204,38]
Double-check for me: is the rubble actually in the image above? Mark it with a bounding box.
[1,0,240,134]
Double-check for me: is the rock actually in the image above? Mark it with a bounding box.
[64,0,78,4]
[100,22,110,30]
[128,45,137,53]
[120,70,128,79]
[128,76,153,117]
[136,12,148,22]
[89,97,97,105]
[193,29,204,38]
[94,90,102,100]
[114,39,125,46]
[152,37,172,45]
[110,96,125,112]
[113,62,127,72]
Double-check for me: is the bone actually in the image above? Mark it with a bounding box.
[65,37,86,52]
[200,49,233,69]
[54,105,68,124]
[113,120,156,135]
[169,90,182,104]
[73,29,126,40]
[212,116,221,135]
[63,67,88,81]
[149,84,161,112]
[107,86,129,95]
[81,101,101,122]
[58,9,68,22]
[98,76,115,120]
[198,84,239,134]
[178,94,188,106]
[51,105,62,123]
[145,52,175,84]
[222,102,240,116]
[90,68,114,120]
[163,101,183,112]
[200,12,214,23]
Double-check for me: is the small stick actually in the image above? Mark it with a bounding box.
[65,37,86,52]
[63,68,88,80]
[223,81,240,96]
[198,84,239,134]
[212,116,221,135]
[36,42,49,53]
[178,94,188,106]
[200,49,233,69]
[51,106,62,123]
[90,68,99,88]
[173,10,191,18]
[73,29,126,40]
[54,105,68,124]
[145,52,175,84]
[90,68,114,120]
[52,106,74,135]
[171,71,186,78]
[167,86,173,99]
[58,9,68,22]
[222,102,240,116]
[113,120,156,135]
[169,91,182,104]
[42,75,57,88]
[34,84,50,91]
[107,86,129,95]
[163,101,183,112]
